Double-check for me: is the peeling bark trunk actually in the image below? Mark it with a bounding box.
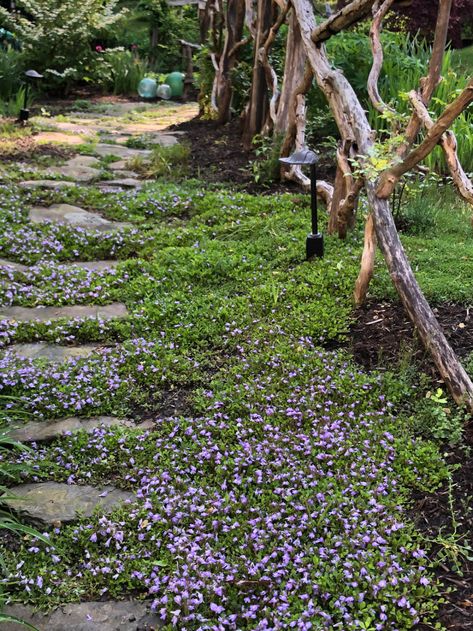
[275,12,306,134]
[354,213,376,305]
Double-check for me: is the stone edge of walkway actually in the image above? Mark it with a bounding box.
[2,600,163,630]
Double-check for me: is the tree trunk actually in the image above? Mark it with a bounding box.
[149,24,159,65]
[242,0,274,148]
[274,12,306,134]
[199,0,211,43]
[215,0,246,123]
[366,182,473,407]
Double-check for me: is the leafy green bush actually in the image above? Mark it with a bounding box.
[0,48,30,117]
[0,0,127,93]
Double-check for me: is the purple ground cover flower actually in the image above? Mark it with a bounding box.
[4,342,443,630]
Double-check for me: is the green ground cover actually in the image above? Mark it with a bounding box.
[1,175,472,629]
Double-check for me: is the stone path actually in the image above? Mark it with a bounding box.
[10,416,154,443]
[5,482,134,525]
[29,203,132,231]
[0,100,198,623]
[0,302,128,323]
[34,131,91,146]
[3,600,162,631]
[7,343,104,361]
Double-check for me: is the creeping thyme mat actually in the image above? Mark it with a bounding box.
[0,178,450,629]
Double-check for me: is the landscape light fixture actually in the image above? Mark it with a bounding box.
[279,148,324,260]
[19,69,43,123]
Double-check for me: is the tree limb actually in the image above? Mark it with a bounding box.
[377,79,473,198]
[367,0,396,114]
[280,61,313,158]
[312,0,376,43]
[410,90,473,205]
[396,0,453,158]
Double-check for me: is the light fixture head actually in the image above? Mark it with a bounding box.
[279,148,318,166]
[25,69,43,80]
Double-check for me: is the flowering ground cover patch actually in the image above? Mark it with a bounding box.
[0,178,458,629]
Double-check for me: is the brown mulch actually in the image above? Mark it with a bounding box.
[351,301,473,372]
[351,301,473,630]
[171,115,336,193]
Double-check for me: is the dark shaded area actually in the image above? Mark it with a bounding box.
[351,301,473,630]
[414,443,473,631]
[171,116,336,193]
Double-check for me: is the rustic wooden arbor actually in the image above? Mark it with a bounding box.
[202,0,473,409]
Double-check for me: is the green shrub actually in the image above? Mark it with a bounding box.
[0,0,127,93]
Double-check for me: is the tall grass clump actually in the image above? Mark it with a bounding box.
[309,30,473,174]
[0,49,30,117]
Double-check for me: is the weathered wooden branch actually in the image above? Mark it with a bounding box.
[211,0,247,123]
[367,0,395,114]
[395,0,453,161]
[354,213,377,305]
[410,90,473,206]
[242,0,275,147]
[377,79,473,197]
[275,11,306,134]
[311,0,375,43]
[258,0,291,127]
[228,35,251,57]
[328,140,360,237]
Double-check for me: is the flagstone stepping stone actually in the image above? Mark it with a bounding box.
[46,164,101,183]
[19,180,77,190]
[93,143,151,159]
[45,155,102,183]
[0,302,128,324]
[34,131,90,146]
[29,203,131,231]
[9,416,154,443]
[2,600,162,631]
[68,155,101,168]
[98,178,143,189]
[4,482,134,525]
[112,169,141,178]
[68,260,121,271]
[0,259,120,274]
[6,343,103,361]
[0,258,28,273]
[148,133,179,147]
[109,159,130,171]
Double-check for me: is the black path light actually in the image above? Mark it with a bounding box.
[19,69,43,123]
[279,148,324,260]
